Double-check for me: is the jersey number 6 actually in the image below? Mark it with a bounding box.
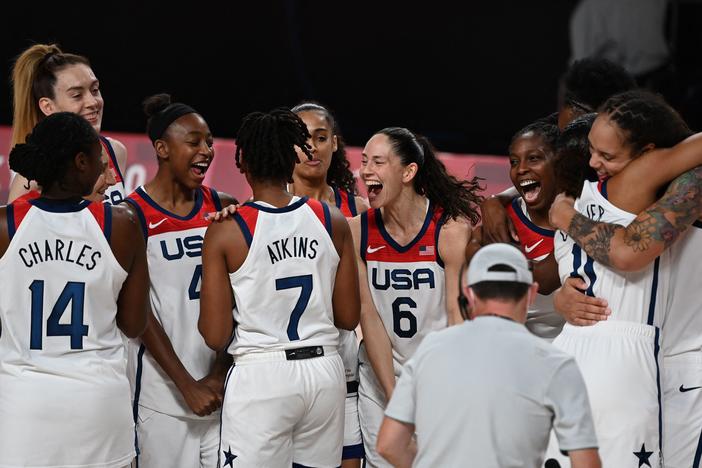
[392,297,418,338]
[276,274,313,341]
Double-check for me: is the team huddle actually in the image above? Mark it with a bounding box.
[0,43,700,468]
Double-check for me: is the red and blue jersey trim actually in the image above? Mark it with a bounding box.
[234,197,331,248]
[361,202,444,264]
[506,198,554,261]
[333,187,358,218]
[99,135,124,183]
[124,185,219,239]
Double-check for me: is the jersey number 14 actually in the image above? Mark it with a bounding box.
[29,280,88,350]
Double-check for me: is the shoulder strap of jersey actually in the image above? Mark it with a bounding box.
[233,206,259,247]
[597,179,609,200]
[205,186,223,212]
[87,202,113,244]
[334,187,358,217]
[305,198,332,237]
[123,196,148,240]
[99,135,124,182]
[432,206,447,268]
[360,210,370,263]
[7,191,39,240]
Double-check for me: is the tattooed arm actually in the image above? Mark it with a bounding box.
[549,166,702,271]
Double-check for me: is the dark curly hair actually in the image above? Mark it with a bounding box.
[291,101,357,194]
[235,108,312,184]
[377,127,484,223]
[9,112,100,192]
[563,58,636,113]
[553,113,598,198]
[509,119,560,153]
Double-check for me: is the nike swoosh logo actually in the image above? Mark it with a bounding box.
[367,245,386,254]
[680,385,702,393]
[149,218,168,229]
[524,239,544,253]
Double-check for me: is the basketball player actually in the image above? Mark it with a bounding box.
[123,94,237,468]
[502,119,565,340]
[550,135,702,466]
[349,127,482,467]
[548,90,698,467]
[8,43,127,204]
[290,102,369,467]
[0,112,148,467]
[198,108,360,467]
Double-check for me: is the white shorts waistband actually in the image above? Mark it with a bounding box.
[233,345,338,364]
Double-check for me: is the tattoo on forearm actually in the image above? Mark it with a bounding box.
[567,213,617,267]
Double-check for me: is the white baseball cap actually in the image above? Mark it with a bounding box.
[467,243,533,286]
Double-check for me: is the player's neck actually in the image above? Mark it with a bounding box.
[251,180,295,208]
[526,205,552,230]
[288,177,333,204]
[144,172,197,215]
[381,190,428,231]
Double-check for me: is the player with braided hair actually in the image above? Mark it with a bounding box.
[545,90,700,467]
[199,108,360,467]
[350,127,482,467]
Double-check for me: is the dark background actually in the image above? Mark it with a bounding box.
[2,1,701,155]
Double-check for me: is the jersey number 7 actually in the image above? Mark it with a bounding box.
[275,274,313,341]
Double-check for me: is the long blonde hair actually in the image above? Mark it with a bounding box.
[10,43,90,148]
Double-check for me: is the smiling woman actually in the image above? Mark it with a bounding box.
[8,43,127,204]
[121,93,238,468]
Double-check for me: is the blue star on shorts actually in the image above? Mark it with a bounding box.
[633,443,653,467]
[223,446,237,467]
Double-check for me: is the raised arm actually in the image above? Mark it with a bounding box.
[437,218,470,325]
[349,215,397,400]
[608,132,702,213]
[110,204,149,338]
[479,186,519,243]
[329,206,361,330]
[550,165,702,270]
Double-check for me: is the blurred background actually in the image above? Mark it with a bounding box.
[1,0,701,199]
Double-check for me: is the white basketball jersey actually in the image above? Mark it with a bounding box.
[554,180,671,326]
[125,185,222,419]
[361,203,447,368]
[0,195,133,467]
[100,136,127,206]
[662,222,702,356]
[228,196,340,357]
[506,197,563,340]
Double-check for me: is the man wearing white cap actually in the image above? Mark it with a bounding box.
[376,243,601,468]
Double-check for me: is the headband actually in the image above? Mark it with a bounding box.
[147,103,197,143]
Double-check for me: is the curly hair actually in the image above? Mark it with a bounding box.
[235,108,312,184]
[9,112,99,191]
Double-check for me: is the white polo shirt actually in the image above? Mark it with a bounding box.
[385,316,598,468]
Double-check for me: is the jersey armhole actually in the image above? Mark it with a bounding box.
[87,202,113,244]
[123,198,148,240]
[6,204,15,241]
[99,136,125,182]
[360,211,369,263]
[233,208,258,248]
[347,190,358,217]
[306,199,333,238]
[209,187,223,212]
[434,213,447,268]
